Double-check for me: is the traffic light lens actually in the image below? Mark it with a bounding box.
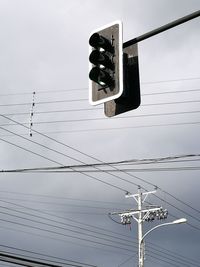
[89,33,113,53]
[89,67,114,87]
[89,50,104,64]
[89,50,114,70]
[89,33,100,47]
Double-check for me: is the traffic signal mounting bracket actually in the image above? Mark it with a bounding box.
[104,43,141,117]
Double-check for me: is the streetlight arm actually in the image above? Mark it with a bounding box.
[140,218,187,244]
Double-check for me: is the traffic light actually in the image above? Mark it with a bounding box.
[89,21,123,105]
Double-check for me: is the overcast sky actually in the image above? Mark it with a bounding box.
[0,1,200,267]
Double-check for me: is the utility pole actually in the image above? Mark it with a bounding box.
[110,187,168,267]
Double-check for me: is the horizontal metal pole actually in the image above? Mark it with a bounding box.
[123,10,200,48]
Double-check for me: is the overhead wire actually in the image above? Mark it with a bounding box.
[1,110,200,128]
[1,103,200,233]
[0,76,200,96]
[1,114,200,229]
[0,115,128,193]
[0,98,200,108]
[0,201,135,248]
[30,121,199,134]
[0,216,135,253]
[0,208,196,267]
[3,166,200,173]
[1,153,200,172]
[0,191,199,266]
[0,137,63,166]
[0,71,199,266]
[2,109,200,120]
[0,190,129,206]
[0,224,132,258]
[0,245,95,267]
[0,250,95,267]
[146,243,200,267]
[0,202,195,267]
[1,138,200,233]
[0,222,196,267]
[147,253,182,267]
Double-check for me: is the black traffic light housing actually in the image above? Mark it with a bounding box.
[89,21,123,105]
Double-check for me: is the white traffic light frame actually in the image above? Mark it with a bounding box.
[89,20,123,105]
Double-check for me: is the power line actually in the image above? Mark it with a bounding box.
[0,218,134,253]
[0,250,95,267]
[1,115,200,230]
[0,190,131,207]
[0,204,134,248]
[0,116,128,193]
[0,114,135,193]
[0,98,87,107]
[0,225,131,258]
[1,110,200,128]
[147,253,181,267]
[146,243,200,267]
[2,139,199,230]
[0,76,200,97]
[0,245,95,267]
[0,98,200,108]
[0,211,196,267]
[142,76,200,85]
[0,134,127,192]
[142,88,200,96]
[0,137,63,166]
[30,120,199,134]
[1,153,200,172]
[4,166,199,173]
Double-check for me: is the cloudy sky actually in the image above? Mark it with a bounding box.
[0,0,200,267]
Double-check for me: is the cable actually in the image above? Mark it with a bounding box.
[0,225,131,258]
[0,88,87,97]
[142,88,200,96]
[147,253,181,267]
[1,110,200,128]
[0,218,134,253]
[0,76,200,97]
[1,108,200,122]
[0,137,63,166]
[29,120,199,134]
[0,250,93,267]
[142,76,200,84]
[3,113,200,224]
[0,118,128,193]
[0,189,131,207]
[1,115,200,230]
[107,213,122,225]
[0,202,134,248]
[146,243,200,267]
[1,137,199,231]
[1,153,199,172]
[0,126,84,165]
[0,98,200,108]
[0,98,87,107]
[0,114,134,193]
[33,166,200,172]
[2,165,200,174]
[0,245,96,267]
[0,107,98,117]
[0,197,121,210]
